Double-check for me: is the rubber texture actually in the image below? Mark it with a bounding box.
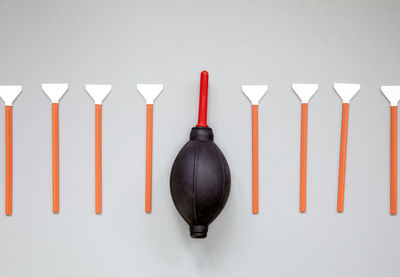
[170,127,231,239]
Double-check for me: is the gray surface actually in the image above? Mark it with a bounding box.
[0,0,399,276]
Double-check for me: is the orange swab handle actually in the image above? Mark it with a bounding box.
[391,106,397,215]
[145,104,153,213]
[52,103,60,213]
[337,103,349,212]
[251,105,259,214]
[5,106,12,216]
[300,103,308,213]
[95,104,102,214]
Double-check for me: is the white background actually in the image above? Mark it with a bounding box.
[0,0,399,276]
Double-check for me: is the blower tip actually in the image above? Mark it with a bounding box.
[197,70,209,127]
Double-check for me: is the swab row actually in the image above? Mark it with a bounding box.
[242,83,400,215]
[0,83,398,215]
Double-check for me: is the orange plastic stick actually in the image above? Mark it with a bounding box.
[300,103,308,213]
[145,104,153,213]
[5,106,12,215]
[251,105,259,214]
[391,106,397,215]
[95,104,102,214]
[337,103,349,212]
[52,103,60,213]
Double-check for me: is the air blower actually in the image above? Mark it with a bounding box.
[170,71,231,239]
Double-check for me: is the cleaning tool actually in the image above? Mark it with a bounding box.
[381,85,400,215]
[241,85,268,214]
[137,84,163,213]
[292,84,318,212]
[85,84,112,214]
[0,86,22,215]
[170,71,230,238]
[333,83,360,212]
[42,83,68,213]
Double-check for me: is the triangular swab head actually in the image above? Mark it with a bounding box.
[42,83,68,103]
[292,84,318,103]
[85,84,112,104]
[241,85,268,105]
[381,86,400,106]
[137,84,163,104]
[0,85,22,106]
[334,83,360,103]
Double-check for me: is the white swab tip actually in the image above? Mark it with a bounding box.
[42,83,68,103]
[334,83,360,103]
[85,84,112,104]
[292,84,318,103]
[0,85,22,106]
[381,86,400,106]
[137,84,164,104]
[241,85,268,105]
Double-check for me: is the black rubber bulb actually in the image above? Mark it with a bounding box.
[170,71,231,239]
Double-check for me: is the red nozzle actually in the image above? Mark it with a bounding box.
[197,71,209,127]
